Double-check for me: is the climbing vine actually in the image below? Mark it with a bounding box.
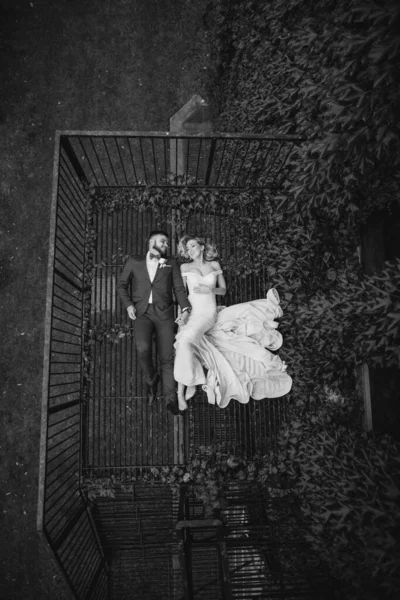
[207,0,400,222]
[82,446,291,512]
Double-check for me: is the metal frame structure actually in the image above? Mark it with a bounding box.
[59,130,300,190]
[37,131,302,599]
[37,134,108,599]
[176,484,332,599]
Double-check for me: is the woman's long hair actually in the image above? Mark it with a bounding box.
[177,235,219,262]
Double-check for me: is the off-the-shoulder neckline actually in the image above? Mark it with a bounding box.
[183,269,222,277]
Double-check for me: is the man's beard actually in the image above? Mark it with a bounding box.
[152,243,167,257]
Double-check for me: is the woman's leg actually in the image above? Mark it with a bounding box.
[174,320,210,387]
[185,386,196,400]
[177,382,188,411]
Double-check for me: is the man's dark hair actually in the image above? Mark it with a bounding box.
[148,230,169,242]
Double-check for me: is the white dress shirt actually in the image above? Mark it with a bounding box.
[146,251,159,303]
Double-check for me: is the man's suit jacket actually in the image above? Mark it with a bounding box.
[117,256,191,320]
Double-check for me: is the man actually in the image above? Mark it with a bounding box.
[117,230,191,415]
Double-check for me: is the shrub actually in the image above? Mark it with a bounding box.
[209,0,400,220]
[277,396,400,598]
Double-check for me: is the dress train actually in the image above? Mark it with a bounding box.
[174,272,292,408]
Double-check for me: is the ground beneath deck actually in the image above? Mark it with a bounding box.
[0,0,212,597]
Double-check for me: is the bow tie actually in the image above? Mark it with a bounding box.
[149,253,160,260]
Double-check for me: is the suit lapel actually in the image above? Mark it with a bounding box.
[152,258,169,283]
[140,256,151,282]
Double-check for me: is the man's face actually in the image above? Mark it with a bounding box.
[150,234,169,257]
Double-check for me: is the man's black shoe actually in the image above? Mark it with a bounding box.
[146,375,160,405]
[166,399,181,416]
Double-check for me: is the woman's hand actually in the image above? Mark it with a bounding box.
[193,283,212,294]
[175,311,190,326]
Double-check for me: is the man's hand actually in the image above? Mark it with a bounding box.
[127,305,136,320]
[175,310,190,326]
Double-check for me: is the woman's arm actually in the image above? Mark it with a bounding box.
[180,263,189,293]
[213,274,226,296]
[173,261,191,311]
[212,263,226,296]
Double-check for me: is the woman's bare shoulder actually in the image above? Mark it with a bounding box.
[180,262,189,273]
[211,260,222,271]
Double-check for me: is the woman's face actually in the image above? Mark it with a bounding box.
[186,239,204,260]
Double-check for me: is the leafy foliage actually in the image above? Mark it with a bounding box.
[194,4,400,595]
[277,397,400,598]
[280,257,400,389]
[202,0,400,393]
[89,322,133,345]
[208,0,400,220]
[82,448,290,515]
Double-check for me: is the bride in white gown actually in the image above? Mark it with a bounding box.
[174,235,292,411]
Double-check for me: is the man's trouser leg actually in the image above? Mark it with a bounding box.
[134,309,157,387]
[154,316,176,402]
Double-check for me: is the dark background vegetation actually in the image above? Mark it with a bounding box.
[207,0,400,396]
[204,1,400,597]
[0,0,211,597]
[205,2,400,595]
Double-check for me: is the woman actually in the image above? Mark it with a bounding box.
[174,236,226,410]
[174,235,292,411]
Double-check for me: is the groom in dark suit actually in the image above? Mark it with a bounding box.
[117,230,191,415]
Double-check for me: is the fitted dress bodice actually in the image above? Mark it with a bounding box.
[184,270,221,315]
[173,270,221,389]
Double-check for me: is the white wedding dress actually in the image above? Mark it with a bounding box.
[173,271,292,408]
